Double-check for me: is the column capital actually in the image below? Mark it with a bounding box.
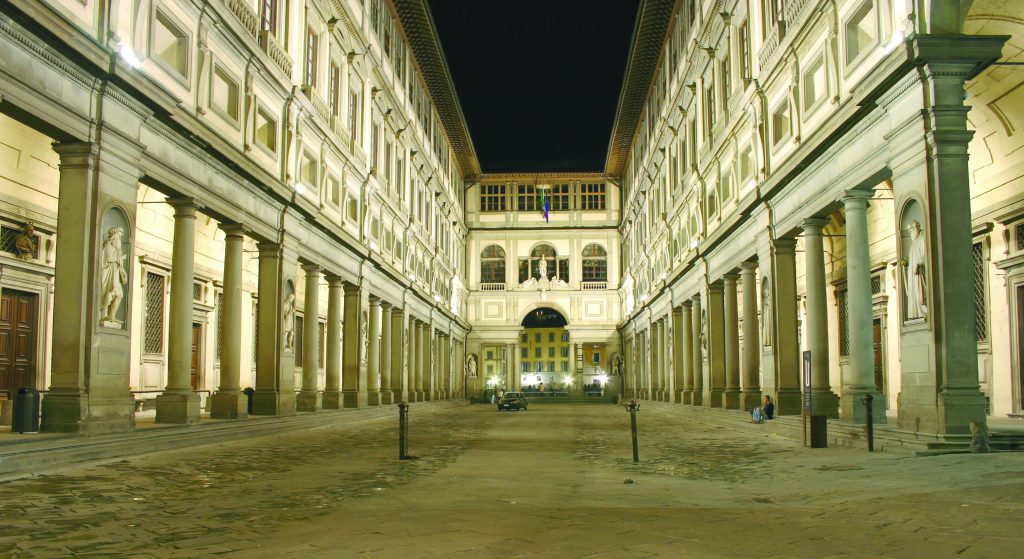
[219,223,247,238]
[771,237,798,253]
[841,189,874,207]
[723,273,739,285]
[257,241,281,257]
[690,293,701,303]
[302,262,321,273]
[167,197,202,217]
[801,217,830,232]
[708,281,724,294]
[740,261,758,273]
[52,141,97,166]
[391,305,405,317]
[380,301,393,311]
[369,295,381,305]
[325,274,344,286]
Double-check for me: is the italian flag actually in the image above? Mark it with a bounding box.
[541,190,549,222]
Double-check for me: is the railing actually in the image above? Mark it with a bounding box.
[757,23,784,72]
[301,85,331,124]
[581,281,608,290]
[225,0,259,40]
[259,30,293,76]
[479,283,506,291]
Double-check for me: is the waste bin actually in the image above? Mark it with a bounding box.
[243,387,255,414]
[12,387,40,434]
[810,415,828,448]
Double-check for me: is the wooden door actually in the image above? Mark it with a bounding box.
[191,322,202,391]
[0,289,38,393]
[872,318,884,394]
[1017,285,1024,412]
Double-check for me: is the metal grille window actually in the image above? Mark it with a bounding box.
[294,316,304,367]
[1017,224,1024,252]
[870,275,882,296]
[215,292,224,362]
[973,242,987,341]
[252,302,259,368]
[480,184,506,212]
[193,282,203,302]
[318,321,326,368]
[144,272,165,354]
[837,288,850,356]
[580,183,606,210]
[0,226,38,259]
[480,245,506,284]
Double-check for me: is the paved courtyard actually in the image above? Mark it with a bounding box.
[1,402,1023,558]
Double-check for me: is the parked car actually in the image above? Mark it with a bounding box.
[497,392,528,411]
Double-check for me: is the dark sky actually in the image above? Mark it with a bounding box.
[427,0,640,173]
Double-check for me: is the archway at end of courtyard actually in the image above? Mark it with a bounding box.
[517,308,610,399]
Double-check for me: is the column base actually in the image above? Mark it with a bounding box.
[689,391,703,406]
[392,390,405,404]
[809,389,840,419]
[41,391,136,434]
[776,388,804,416]
[296,390,323,412]
[367,390,382,406]
[673,390,684,404]
[707,389,724,408]
[422,391,432,402]
[209,391,248,419]
[899,388,985,435]
[155,391,201,424]
[739,390,763,412]
[380,391,394,405]
[322,390,342,410]
[341,390,361,408]
[251,389,296,416]
[841,389,887,424]
[722,389,741,410]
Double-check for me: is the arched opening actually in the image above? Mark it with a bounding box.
[519,307,571,394]
[518,243,569,283]
[479,244,505,286]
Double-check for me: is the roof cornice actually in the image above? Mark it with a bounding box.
[478,172,609,181]
[603,0,677,178]
[393,0,482,178]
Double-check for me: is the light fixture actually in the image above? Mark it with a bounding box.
[563,376,574,385]
[883,30,905,54]
[369,240,379,251]
[295,182,305,195]
[118,42,141,68]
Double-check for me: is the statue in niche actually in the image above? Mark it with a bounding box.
[99,227,129,326]
[538,256,548,280]
[466,354,477,378]
[612,354,623,376]
[14,222,36,260]
[360,310,369,363]
[282,292,296,349]
[903,220,928,320]
[700,309,708,357]
[761,279,773,347]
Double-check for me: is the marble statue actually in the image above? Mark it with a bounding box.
[282,293,296,349]
[903,220,928,320]
[761,280,772,347]
[700,309,708,356]
[466,354,477,378]
[538,256,548,279]
[14,222,36,260]
[100,227,128,326]
[360,310,369,363]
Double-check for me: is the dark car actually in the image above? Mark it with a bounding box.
[497,392,528,411]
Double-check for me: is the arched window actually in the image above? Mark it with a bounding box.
[480,245,506,284]
[519,244,568,282]
[582,244,608,283]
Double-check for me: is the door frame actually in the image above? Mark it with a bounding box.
[0,258,54,392]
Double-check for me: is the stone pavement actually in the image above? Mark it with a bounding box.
[1,402,1022,558]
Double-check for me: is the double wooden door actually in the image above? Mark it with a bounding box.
[0,289,37,393]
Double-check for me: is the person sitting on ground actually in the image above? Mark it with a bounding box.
[749,395,775,423]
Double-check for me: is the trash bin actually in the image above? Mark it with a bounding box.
[243,387,255,414]
[12,387,40,434]
[810,415,828,448]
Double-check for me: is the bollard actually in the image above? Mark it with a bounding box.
[862,393,874,452]
[398,401,410,460]
[626,399,640,463]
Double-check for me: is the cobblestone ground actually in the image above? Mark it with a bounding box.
[1,403,1023,558]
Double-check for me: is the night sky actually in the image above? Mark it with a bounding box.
[427,0,640,173]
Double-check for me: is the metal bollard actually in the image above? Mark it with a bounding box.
[626,399,640,463]
[398,401,410,460]
[862,393,874,452]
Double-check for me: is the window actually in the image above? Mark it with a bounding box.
[561,347,569,358]
[516,184,538,211]
[772,102,790,147]
[318,321,325,368]
[348,83,362,145]
[707,187,718,219]
[144,272,165,354]
[152,9,189,79]
[521,347,528,358]
[329,64,341,117]
[762,0,779,38]
[973,242,987,342]
[738,21,751,80]
[327,175,341,207]
[211,66,239,123]
[299,151,317,188]
[294,316,304,367]
[721,172,735,202]
[720,55,731,100]
[550,183,571,211]
[535,347,542,358]
[582,244,608,282]
[580,183,606,210]
[480,184,507,212]
[561,331,570,342]
[346,193,359,223]
[371,122,380,171]
[304,26,319,88]
[845,1,877,66]
[803,54,826,112]
[703,82,716,141]
[548,333,555,343]
[480,245,506,284]
[256,107,277,153]
[739,145,754,180]
[548,347,555,358]
[561,361,569,372]
[520,244,560,282]
[215,292,224,362]
[837,288,850,356]
[261,0,278,36]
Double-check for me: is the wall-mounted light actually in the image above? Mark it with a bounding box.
[118,42,141,68]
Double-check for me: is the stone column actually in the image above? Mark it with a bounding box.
[802,218,839,417]
[672,306,685,403]
[366,296,382,406]
[659,319,669,400]
[322,275,344,409]
[681,301,694,404]
[649,322,659,400]
[511,342,520,392]
[414,321,425,401]
[251,242,297,416]
[297,264,322,412]
[210,224,247,419]
[390,307,405,403]
[723,274,741,409]
[443,334,452,398]
[421,324,432,400]
[342,282,367,407]
[690,294,703,406]
[841,191,885,423]
[380,302,393,405]
[707,282,726,408]
[773,238,802,416]
[739,263,762,410]
[42,142,137,434]
[156,198,201,424]
[409,319,421,401]
[505,342,515,394]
